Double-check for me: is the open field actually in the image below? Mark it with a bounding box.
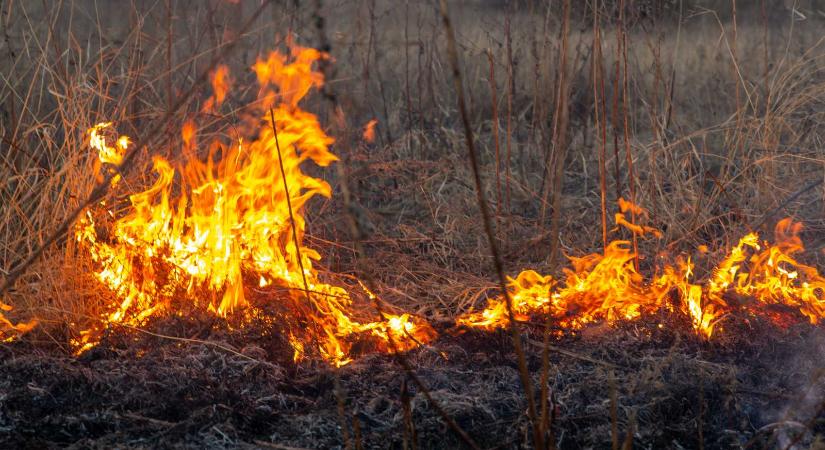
[1,0,824,448]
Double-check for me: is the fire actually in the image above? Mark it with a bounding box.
[74,42,433,365]
[458,203,825,338]
[88,122,129,185]
[202,65,231,113]
[2,46,818,360]
[362,119,378,143]
[0,301,37,343]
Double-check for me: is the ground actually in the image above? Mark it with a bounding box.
[2,311,824,449]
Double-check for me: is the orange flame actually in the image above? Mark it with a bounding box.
[362,119,378,143]
[88,122,129,185]
[75,42,433,365]
[458,203,825,338]
[0,301,37,343]
[202,65,232,113]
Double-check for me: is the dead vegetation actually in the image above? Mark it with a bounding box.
[1,0,824,448]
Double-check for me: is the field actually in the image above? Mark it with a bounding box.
[1,0,824,448]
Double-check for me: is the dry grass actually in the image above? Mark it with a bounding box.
[1,0,824,448]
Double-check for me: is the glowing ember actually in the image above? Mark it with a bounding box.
[74,42,433,366]
[458,202,825,338]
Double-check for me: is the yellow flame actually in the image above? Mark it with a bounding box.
[0,300,37,343]
[459,202,825,338]
[75,42,433,366]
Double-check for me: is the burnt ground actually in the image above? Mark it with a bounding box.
[1,311,824,449]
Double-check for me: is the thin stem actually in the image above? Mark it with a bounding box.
[268,108,312,307]
[594,0,608,248]
[438,1,542,448]
[487,49,502,217]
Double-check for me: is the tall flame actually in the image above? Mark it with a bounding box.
[26,45,823,359]
[75,42,433,365]
[458,203,825,338]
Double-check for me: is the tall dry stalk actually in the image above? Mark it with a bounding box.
[609,370,619,450]
[505,11,514,216]
[593,0,608,248]
[539,2,570,446]
[334,376,354,450]
[269,109,314,318]
[732,0,741,123]
[611,9,623,201]
[618,0,639,269]
[543,0,571,268]
[401,379,418,450]
[487,49,502,217]
[404,0,414,154]
[438,1,542,448]
[698,372,705,450]
[166,0,173,116]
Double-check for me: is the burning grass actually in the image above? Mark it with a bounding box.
[457,212,825,339]
[68,41,434,367]
[1,0,825,448]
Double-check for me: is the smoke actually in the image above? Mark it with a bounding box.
[772,330,825,449]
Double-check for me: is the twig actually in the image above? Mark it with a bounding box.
[121,412,176,428]
[268,108,313,314]
[253,440,312,450]
[525,338,619,369]
[118,324,283,370]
